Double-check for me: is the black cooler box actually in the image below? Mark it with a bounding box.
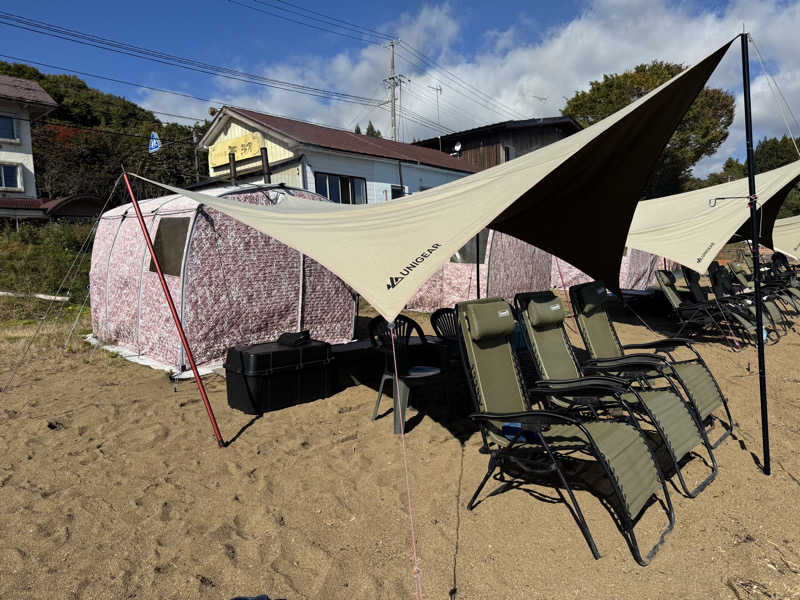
[224,340,333,414]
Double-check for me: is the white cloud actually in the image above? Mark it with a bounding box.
[138,0,800,176]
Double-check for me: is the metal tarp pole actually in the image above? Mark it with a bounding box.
[741,32,770,475]
[475,233,481,298]
[122,172,225,448]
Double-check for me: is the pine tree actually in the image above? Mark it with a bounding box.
[365,120,382,138]
[354,124,362,134]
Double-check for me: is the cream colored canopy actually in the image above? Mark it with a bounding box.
[626,160,800,273]
[130,41,732,321]
[773,214,800,258]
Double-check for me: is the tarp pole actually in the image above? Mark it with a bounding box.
[741,32,770,475]
[475,233,481,298]
[122,172,225,448]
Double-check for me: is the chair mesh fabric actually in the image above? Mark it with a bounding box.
[570,283,625,360]
[656,271,683,310]
[623,390,702,459]
[670,362,723,420]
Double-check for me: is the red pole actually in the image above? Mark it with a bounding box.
[122,172,225,447]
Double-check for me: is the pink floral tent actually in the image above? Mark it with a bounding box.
[407,230,666,312]
[90,184,357,371]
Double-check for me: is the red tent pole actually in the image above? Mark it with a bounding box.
[122,172,225,447]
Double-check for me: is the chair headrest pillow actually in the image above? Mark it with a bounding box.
[465,301,516,341]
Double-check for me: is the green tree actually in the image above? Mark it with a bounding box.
[688,135,800,217]
[354,124,362,134]
[562,61,735,198]
[365,120,382,138]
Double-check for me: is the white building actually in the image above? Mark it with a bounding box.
[0,74,57,201]
[196,107,476,201]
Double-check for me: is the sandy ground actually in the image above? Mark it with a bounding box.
[1,296,800,600]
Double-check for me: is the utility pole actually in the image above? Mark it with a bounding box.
[428,83,442,125]
[192,125,200,183]
[388,41,397,141]
[383,41,408,142]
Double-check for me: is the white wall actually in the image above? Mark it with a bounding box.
[303,148,467,203]
[0,100,36,199]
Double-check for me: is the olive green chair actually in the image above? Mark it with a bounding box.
[569,281,733,448]
[456,297,674,566]
[515,291,716,498]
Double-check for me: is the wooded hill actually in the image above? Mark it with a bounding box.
[0,61,209,203]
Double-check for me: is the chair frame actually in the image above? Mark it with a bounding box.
[568,281,734,449]
[514,292,717,498]
[456,298,674,566]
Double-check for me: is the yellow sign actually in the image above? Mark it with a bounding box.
[209,132,262,167]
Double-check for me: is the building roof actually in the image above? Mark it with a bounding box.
[414,116,582,149]
[217,107,477,173]
[0,74,57,118]
[0,194,102,217]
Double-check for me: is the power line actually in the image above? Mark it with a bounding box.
[230,0,387,45]
[0,53,363,133]
[224,0,526,123]
[0,11,386,107]
[395,44,525,121]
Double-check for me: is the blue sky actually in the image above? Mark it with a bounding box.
[2,0,800,175]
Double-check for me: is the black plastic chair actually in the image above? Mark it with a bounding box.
[431,307,458,343]
[368,314,442,433]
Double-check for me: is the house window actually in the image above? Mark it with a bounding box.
[0,163,21,190]
[451,229,489,264]
[314,172,367,204]
[149,217,191,277]
[0,116,15,141]
[391,185,405,199]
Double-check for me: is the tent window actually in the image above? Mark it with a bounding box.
[149,217,190,277]
[315,172,367,204]
[451,229,489,264]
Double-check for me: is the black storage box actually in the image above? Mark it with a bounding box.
[224,340,334,414]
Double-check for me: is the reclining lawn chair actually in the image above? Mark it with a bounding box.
[569,281,734,448]
[729,261,800,316]
[456,297,674,565]
[707,262,784,341]
[683,265,783,339]
[656,270,755,346]
[514,291,716,498]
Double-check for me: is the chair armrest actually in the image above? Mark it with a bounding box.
[531,376,629,396]
[582,355,667,375]
[622,338,692,351]
[469,410,582,430]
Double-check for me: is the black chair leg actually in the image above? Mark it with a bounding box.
[372,373,393,421]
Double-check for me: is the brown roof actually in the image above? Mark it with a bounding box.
[227,107,477,173]
[0,74,57,116]
[0,197,44,210]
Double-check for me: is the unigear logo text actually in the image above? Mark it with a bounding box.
[386,243,442,290]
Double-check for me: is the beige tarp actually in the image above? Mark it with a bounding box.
[626,160,800,273]
[130,41,732,321]
[773,214,800,258]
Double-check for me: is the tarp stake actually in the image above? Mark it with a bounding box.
[122,172,225,448]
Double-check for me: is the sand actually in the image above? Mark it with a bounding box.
[1,300,800,599]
